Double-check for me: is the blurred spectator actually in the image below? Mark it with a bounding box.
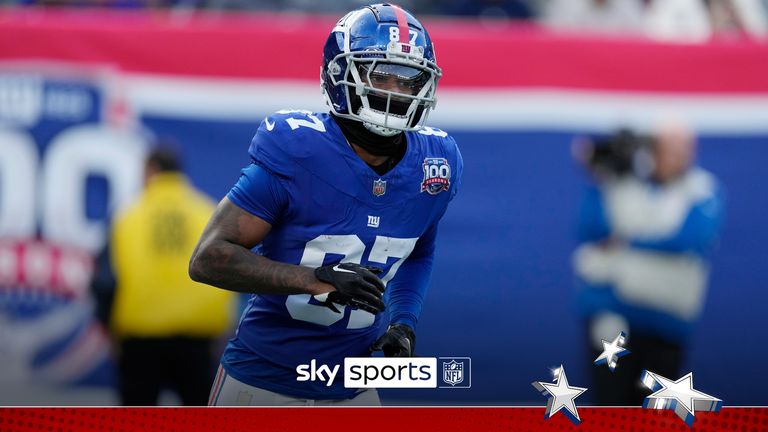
[572,121,724,405]
[542,0,646,34]
[438,0,535,20]
[644,0,712,42]
[181,0,424,13]
[14,0,201,8]
[645,0,767,42]
[708,0,768,38]
[93,146,235,406]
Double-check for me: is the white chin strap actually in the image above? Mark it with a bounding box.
[358,106,409,137]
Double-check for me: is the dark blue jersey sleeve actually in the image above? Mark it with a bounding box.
[226,164,289,225]
[385,134,461,329]
[386,216,439,329]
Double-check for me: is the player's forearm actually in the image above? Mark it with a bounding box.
[189,240,326,295]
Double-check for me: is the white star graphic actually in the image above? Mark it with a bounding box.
[642,370,722,427]
[532,365,588,425]
[593,331,630,371]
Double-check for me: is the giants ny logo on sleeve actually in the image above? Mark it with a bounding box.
[421,158,451,195]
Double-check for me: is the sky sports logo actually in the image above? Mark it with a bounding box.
[295,357,471,389]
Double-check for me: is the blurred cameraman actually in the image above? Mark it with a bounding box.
[572,121,724,405]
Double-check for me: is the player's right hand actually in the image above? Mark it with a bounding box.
[313,263,386,314]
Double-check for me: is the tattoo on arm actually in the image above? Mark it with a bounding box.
[189,199,325,296]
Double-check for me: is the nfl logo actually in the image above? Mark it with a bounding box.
[372,178,387,196]
[442,360,464,386]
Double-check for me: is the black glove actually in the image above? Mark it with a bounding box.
[370,323,415,357]
[314,263,386,314]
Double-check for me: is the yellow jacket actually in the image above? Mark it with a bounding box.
[111,173,233,338]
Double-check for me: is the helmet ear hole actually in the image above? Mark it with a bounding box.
[328,61,342,76]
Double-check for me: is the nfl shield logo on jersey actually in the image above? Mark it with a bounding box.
[421,158,451,195]
[372,178,387,196]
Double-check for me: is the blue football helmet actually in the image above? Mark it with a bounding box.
[321,3,442,136]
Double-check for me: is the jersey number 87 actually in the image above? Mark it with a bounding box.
[286,234,417,329]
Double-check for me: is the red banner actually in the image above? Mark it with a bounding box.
[0,407,765,431]
[2,9,768,92]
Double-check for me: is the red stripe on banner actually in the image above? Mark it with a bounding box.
[391,4,410,44]
[1,10,768,93]
[0,10,333,82]
[15,242,26,287]
[0,407,765,431]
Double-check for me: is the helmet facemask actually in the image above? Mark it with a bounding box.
[326,41,441,136]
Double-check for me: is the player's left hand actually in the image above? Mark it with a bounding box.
[370,323,415,357]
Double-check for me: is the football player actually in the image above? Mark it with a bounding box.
[189,3,462,406]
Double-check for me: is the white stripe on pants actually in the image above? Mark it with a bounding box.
[208,365,381,406]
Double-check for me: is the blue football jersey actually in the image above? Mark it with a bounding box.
[220,110,462,400]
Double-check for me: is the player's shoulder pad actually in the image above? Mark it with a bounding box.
[411,126,463,199]
[413,126,460,154]
[248,109,329,178]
